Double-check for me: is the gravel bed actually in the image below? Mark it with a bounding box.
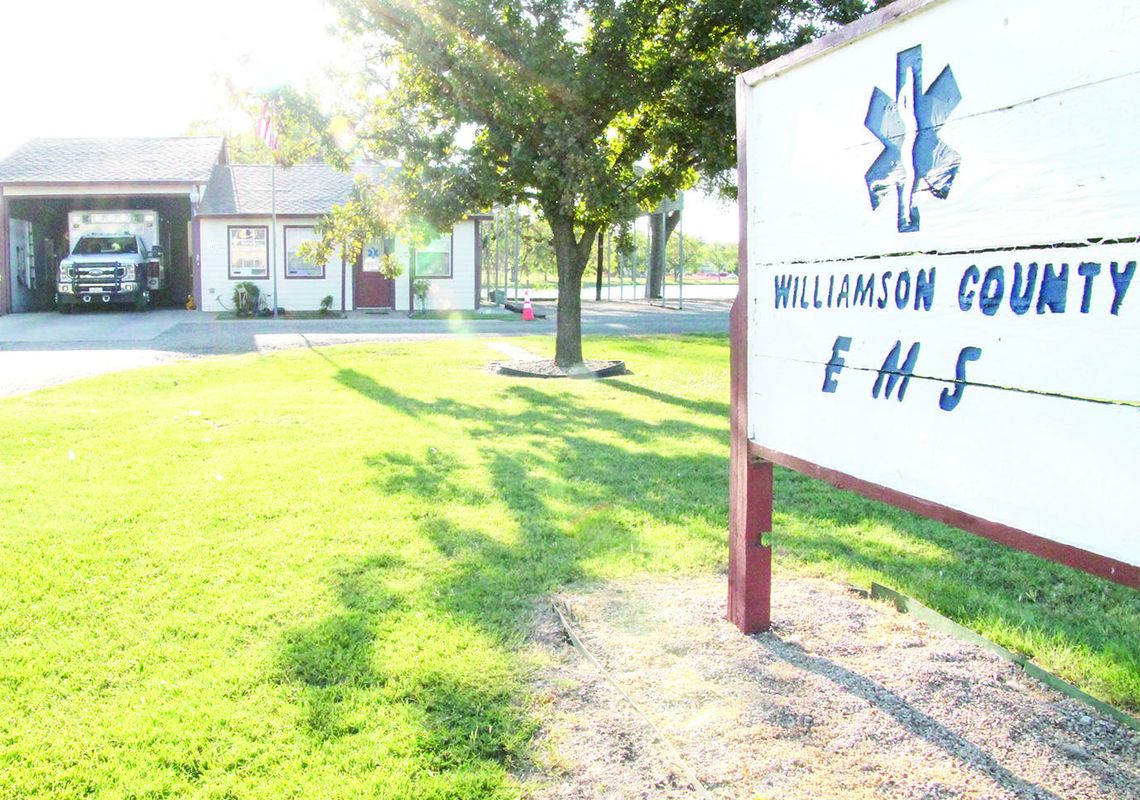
[520,575,1139,799]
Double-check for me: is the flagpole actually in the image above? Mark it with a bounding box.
[258,100,280,318]
[270,159,278,318]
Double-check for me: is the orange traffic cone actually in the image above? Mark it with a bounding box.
[522,289,535,321]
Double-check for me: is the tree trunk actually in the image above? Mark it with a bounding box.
[549,215,597,368]
[647,210,682,299]
[647,213,665,299]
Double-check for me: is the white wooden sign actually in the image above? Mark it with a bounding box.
[740,0,1139,580]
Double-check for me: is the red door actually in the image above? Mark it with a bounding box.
[353,244,395,308]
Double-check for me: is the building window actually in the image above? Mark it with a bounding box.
[284,226,324,279]
[228,226,269,279]
[415,234,452,278]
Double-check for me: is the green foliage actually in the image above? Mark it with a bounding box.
[517,214,556,282]
[615,0,874,198]
[613,219,637,262]
[672,236,737,276]
[320,294,335,315]
[326,0,870,363]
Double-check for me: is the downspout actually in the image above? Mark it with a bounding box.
[473,218,482,310]
[407,248,416,317]
[190,188,203,311]
[0,189,10,315]
[341,250,347,314]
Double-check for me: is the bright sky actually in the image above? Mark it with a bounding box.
[0,0,738,243]
[682,193,738,245]
[0,0,341,154]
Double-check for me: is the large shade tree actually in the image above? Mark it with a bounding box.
[329,0,871,366]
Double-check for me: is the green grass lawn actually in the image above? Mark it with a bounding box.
[0,335,1136,798]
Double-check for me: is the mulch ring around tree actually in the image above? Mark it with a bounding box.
[492,359,627,379]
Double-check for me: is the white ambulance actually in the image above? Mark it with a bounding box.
[56,210,164,312]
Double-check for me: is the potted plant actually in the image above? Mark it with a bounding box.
[413,278,430,313]
[232,282,261,317]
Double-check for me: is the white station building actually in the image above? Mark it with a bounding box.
[0,137,485,316]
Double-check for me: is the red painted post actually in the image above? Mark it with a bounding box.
[727,294,773,633]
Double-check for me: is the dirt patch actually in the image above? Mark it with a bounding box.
[519,575,1139,799]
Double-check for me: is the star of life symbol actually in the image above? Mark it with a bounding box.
[864,45,961,233]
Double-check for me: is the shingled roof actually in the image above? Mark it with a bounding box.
[0,137,225,184]
[198,163,371,216]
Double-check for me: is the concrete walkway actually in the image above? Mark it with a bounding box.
[0,300,730,397]
[0,308,187,343]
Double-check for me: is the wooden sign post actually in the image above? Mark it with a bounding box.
[731,0,1139,633]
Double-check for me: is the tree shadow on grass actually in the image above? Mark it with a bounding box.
[365,450,495,508]
[277,345,1138,791]
[605,378,729,418]
[334,355,1138,677]
[327,367,959,637]
[274,360,734,775]
[335,365,727,446]
[276,555,406,738]
[276,550,531,784]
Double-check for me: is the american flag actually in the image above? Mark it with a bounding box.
[256,101,279,152]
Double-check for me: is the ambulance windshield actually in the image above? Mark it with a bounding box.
[73,236,138,255]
